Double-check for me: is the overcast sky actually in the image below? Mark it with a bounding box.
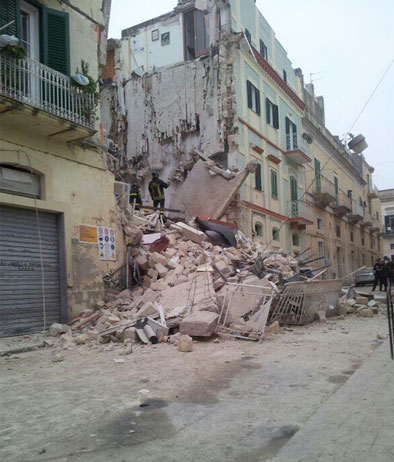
[109,0,394,190]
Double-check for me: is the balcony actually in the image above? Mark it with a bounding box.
[0,54,96,141]
[311,175,336,208]
[331,191,352,218]
[348,201,364,224]
[371,219,382,233]
[367,186,378,199]
[284,133,312,165]
[360,212,372,228]
[287,200,314,230]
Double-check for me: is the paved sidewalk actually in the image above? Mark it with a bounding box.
[270,340,394,462]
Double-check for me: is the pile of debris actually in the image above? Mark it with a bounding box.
[339,292,386,318]
[49,216,301,353]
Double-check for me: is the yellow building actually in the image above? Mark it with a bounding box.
[303,84,383,278]
[0,0,123,336]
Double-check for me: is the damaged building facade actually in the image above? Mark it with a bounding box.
[101,0,314,252]
[303,84,383,278]
[0,0,126,336]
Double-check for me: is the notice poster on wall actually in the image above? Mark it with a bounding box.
[98,226,116,261]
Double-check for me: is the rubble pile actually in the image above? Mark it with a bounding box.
[49,217,303,352]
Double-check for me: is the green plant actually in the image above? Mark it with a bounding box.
[1,44,27,59]
[73,60,98,95]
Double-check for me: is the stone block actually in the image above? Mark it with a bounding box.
[150,252,168,266]
[177,335,193,352]
[356,296,369,305]
[267,320,280,334]
[75,334,90,345]
[359,308,374,318]
[174,222,206,244]
[155,263,168,278]
[180,311,219,337]
[347,298,357,306]
[137,302,157,318]
[136,254,149,272]
[150,281,169,291]
[147,269,159,281]
[121,327,137,343]
[49,323,69,337]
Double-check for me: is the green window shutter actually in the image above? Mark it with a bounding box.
[271,170,278,199]
[247,81,252,109]
[265,98,271,124]
[255,88,261,115]
[255,164,262,191]
[273,104,279,129]
[0,0,20,37]
[43,8,70,75]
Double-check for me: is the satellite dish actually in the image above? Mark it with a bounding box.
[348,134,368,154]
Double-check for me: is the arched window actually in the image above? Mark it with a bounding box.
[0,164,40,198]
[255,222,263,237]
[272,227,280,241]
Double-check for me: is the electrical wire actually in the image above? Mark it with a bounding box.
[0,149,47,332]
[260,54,394,252]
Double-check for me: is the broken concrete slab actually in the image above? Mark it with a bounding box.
[170,159,256,221]
[359,308,374,318]
[267,321,280,334]
[154,263,168,278]
[149,252,168,266]
[180,311,219,337]
[356,296,369,305]
[172,222,206,244]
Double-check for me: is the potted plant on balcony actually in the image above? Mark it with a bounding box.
[71,60,99,124]
[0,35,27,59]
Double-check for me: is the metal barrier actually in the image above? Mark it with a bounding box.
[268,279,343,325]
[387,289,394,360]
[217,282,274,341]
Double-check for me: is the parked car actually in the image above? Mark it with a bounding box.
[355,267,375,286]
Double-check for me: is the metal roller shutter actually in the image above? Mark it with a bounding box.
[0,205,61,337]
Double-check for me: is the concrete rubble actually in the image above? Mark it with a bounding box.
[46,202,385,355]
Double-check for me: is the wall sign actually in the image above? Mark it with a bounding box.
[79,225,98,244]
[98,226,117,261]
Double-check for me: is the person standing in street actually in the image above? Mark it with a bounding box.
[372,258,383,292]
[381,256,392,290]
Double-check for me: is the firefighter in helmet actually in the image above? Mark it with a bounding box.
[129,182,142,209]
[148,172,170,217]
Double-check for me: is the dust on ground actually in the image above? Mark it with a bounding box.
[0,312,388,462]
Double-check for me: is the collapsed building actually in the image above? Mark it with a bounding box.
[100,0,313,252]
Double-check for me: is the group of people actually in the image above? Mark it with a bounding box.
[372,256,394,292]
[129,173,170,218]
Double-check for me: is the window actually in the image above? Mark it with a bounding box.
[272,227,280,241]
[317,217,323,231]
[285,117,298,150]
[334,177,339,202]
[184,9,209,59]
[20,1,40,61]
[255,222,263,237]
[318,241,324,257]
[292,234,300,246]
[265,98,279,128]
[283,70,287,83]
[390,244,394,250]
[336,225,341,238]
[359,196,363,207]
[376,211,379,220]
[247,81,261,114]
[347,190,353,200]
[255,163,262,191]
[161,32,170,46]
[362,237,365,246]
[290,176,298,202]
[350,231,354,242]
[385,215,394,233]
[245,28,251,44]
[151,29,159,41]
[0,165,41,198]
[362,254,365,265]
[259,39,268,59]
[271,170,278,199]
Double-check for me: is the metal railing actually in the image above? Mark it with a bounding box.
[333,190,352,211]
[0,53,96,128]
[286,133,298,151]
[313,175,336,197]
[350,201,364,218]
[289,200,314,221]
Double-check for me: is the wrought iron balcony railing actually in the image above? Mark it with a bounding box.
[0,53,96,129]
[286,133,298,151]
[289,200,314,222]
